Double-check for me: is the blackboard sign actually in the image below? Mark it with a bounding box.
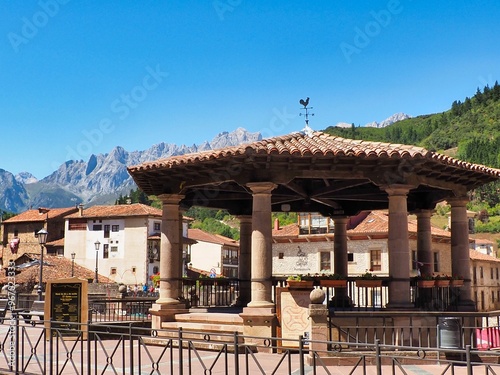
[46,278,88,338]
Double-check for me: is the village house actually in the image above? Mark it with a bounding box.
[273,210,500,311]
[64,203,196,286]
[187,228,239,278]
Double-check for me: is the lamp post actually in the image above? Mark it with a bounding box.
[71,252,76,277]
[37,229,48,301]
[94,240,100,283]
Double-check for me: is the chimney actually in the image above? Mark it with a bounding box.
[78,203,84,217]
[274,218,280,231]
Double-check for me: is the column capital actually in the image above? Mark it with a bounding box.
[382,184,414,196]
[246,182,277,194]
[237,215,253,223]
[447,196,469,207]
[413,209,433,218]
[158,194,185,205]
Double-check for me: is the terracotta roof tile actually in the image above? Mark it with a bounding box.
[65,203,162,219]
[128,131,500,178]
[0,254,113,284]
[188,228,238,247]
[470,249,500,263]
[4,207,79,223]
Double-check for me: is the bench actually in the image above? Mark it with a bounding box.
[21,301,45,325]
[0,299,8,323]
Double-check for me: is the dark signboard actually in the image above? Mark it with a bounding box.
[50,282,82,335]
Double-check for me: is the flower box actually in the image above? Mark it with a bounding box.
[417,280,435,288]
[320,279,347,288]
[435,279,450,287]
[287,280,314,289]
[356,279,382,288]
[450,279,464,287]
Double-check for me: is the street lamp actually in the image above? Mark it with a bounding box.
[94,240,100,283]
[37,229,48,301]
[71,252,76,277]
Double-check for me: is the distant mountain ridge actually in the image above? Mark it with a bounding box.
[0,128,261,213]
[335,112,411,128]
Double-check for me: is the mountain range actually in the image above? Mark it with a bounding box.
[334,112,411,128]
[0,128,262,213]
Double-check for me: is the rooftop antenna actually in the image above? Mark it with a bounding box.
[299,97,314,137]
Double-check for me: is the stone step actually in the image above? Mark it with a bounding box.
[174,312,243,325]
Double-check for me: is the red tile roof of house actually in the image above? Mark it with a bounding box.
[470,249,500,263]
[65,203,162,219]
[4,207,79,223]
[188,228,239,247]
[0,254,113,284]
[272,210,451,241]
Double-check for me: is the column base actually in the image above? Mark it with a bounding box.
[239,306,277,353]
[149,302,189,330]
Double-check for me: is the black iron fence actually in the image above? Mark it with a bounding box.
[2,314,500,374]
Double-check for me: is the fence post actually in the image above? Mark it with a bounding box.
[375,339,382,375]
[179,327,183,375]
[234,331,239,375]
[129,324,134,375]
[466,345,472,375]
[298,335,305,375]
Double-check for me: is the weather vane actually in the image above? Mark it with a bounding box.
[299,97,314,136]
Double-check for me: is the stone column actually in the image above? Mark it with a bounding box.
[150,194,188,327]
[237,215,252,307]
[416,209,433,277]
[449,196,475,310]
[331,217,351,307]
[240,182,277,351]
[307,289,329,366]
[385,185,413,309]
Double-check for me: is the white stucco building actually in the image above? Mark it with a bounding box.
[64,203,193,286]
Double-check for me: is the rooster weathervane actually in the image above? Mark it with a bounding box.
[299,97,314,136]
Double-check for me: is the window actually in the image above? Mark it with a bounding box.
[480,266,484,278]
[278,252,284,259]
[104,225,110,238]
[68,219,87,230]
[103,244,109,259]
[473,267,477,283]
[433,252,440,273]
[132,267,136,273]
[112,225,119,232]
[320,251,331,272]
[92,224,102,231]
[492,268,494,280]
[370,250,381,271]
[497,268,499,280]
[110,246,118,252]
[154,222,161,231]
[481,291,485,310]
[347,253,354,262]
[110,268,117,275]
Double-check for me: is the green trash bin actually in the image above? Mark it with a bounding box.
[438,317,462,349]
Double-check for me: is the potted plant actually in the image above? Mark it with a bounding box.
[286,274,314,289]
[355,271,382,288]
[417,274,435,288]
[319,273,347,288]
[434,274,451,287]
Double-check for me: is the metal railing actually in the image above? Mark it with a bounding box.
[2,314,500,374]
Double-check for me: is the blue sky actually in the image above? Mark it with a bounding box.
[2,1,500,179]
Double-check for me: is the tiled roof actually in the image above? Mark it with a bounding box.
[348,211,451,238]
[4,207,78,223]
[65,203,162,219]
[0,254,113,284]
[470,249,500,263]
[128,131,500,178]
[272,210,451,239]
[188,228,239,247]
